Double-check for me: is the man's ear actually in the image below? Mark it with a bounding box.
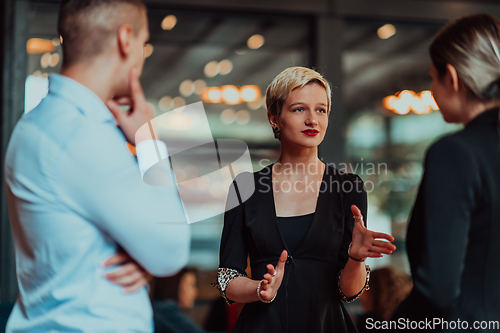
[446,63,460,93]
[117,24,134,58]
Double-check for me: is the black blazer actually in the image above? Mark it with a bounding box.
[219,164,367,333]
[393,108,500,331]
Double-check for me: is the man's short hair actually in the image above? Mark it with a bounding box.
[58,0,146,67]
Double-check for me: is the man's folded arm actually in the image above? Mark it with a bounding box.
[59,134,190,277]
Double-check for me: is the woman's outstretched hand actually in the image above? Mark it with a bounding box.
[350,205,396,260]
[259,249,288,301]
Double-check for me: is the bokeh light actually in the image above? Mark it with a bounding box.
[240,85,261,102]
[166,113,192,130]
[204,61,219,78]
[221,85,240,105]
[179,80,195,97]
[49,53,60,67]
[220,108,236,124]
[144,44,154,58]
[172,96,186,109]
[200,87,222,103]
[377,24,396,39]
[27,38,55,54]
[193,80,206,94]
[383,90,439,115]
[161,15,177,30]
[159,96,172,111]
[40,52,51,68]
[235,110,251,125]
[247,34,265,49]
[218,59,233,75]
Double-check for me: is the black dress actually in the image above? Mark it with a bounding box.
[392,108,500,331]
[218,164,368,333]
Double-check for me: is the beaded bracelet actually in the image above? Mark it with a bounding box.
[256,279,277,303]
[338,265,371,303]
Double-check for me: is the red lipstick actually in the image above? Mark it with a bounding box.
[302,129,319,136]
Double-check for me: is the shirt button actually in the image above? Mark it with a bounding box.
[286,255,293,264]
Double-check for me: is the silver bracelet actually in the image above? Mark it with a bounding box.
[338,265,371,303]
[256,279,277,303]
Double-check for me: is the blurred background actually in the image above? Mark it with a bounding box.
[2,0,500,330]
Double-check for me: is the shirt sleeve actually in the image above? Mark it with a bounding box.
[58,128,190,277]
[408,137,480,310]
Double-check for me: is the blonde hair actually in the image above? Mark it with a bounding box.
[265,66,332,117]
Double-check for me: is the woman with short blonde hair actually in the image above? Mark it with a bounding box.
[215,66,395,332]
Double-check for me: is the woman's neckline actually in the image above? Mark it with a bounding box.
[276,212,315,219]
[270,162,327,218]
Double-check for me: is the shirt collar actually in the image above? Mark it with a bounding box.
[48,73,115,123]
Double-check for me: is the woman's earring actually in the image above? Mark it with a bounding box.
[273,127,280,140]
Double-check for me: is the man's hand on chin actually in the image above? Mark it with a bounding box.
[105,68,156,146]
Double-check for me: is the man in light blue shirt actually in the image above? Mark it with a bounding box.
[4,0,190,331]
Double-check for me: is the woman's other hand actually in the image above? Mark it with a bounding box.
[350,205,396,260]
[102,252,153,293]
[260,249,288,301]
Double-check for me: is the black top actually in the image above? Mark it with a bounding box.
[276,213,315,254]
[219,165,367,333]
[392,108,500,332]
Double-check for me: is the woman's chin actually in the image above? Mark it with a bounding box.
[440,112,460,124]
[290,142,320,150]
[282,137,323,149]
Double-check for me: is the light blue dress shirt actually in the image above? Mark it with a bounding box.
[4,74,190,333]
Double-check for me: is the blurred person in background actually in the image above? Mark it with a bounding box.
[150,268,212,333]
[214,66,396,333]
[3,0,190,332]
[356,267,412,333]
[392,14,500,331]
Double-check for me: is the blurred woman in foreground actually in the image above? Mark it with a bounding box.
[393,14,500,331]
